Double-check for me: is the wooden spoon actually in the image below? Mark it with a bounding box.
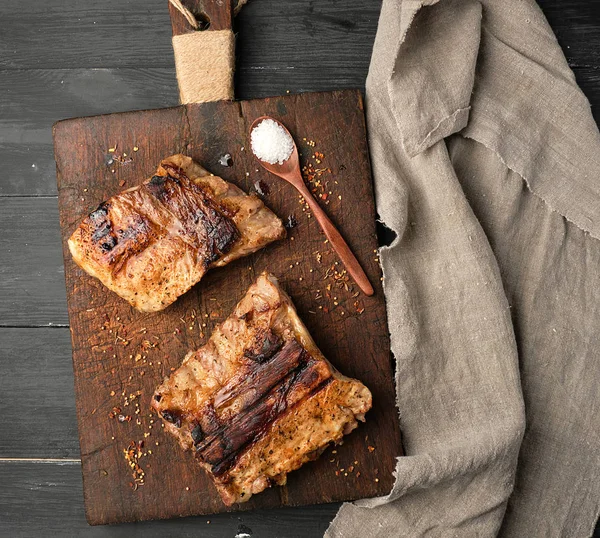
[250,116,374,296]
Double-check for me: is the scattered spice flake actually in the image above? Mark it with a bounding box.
[356,471,361,478]
[141,340,157,351]
[124,440,145,488]
[354,301,365,314]
[368,445,375,452]
[133,146,139,152]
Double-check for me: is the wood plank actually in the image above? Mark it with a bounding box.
[53,90,401,524]
[0,461,339,537]
[0,328,79,458]
[0,68,178,196]
[0,197,69,327]
[0,0,382,70]
[0,0,174,70]
[0,65,369,196]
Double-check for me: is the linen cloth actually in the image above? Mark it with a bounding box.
[327,0,600,536]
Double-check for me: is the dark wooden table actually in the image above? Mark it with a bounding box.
[1,1,598,536]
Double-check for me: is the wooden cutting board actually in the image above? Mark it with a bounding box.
[53,0,401,527]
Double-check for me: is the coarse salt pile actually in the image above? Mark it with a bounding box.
[251,119,294,165]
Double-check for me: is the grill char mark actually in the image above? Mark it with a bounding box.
[193,339,333,477]
[198,364,304,474]
[209,375,335,478]
[89,202,115,251]
[144,167,240,266]
[84,200,154,272]
[213,338,302,410]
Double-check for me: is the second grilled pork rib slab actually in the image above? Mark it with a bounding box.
[152,272,372,505]
[68,154,286,312]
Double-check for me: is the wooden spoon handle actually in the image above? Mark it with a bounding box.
[299,184,374,296]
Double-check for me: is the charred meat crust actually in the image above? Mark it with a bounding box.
[213,336,298,409]
[208,376,334,478]
[143,168,239,265]
[197,340,312,473]
[84,203,155,274]
[85,168,240,272]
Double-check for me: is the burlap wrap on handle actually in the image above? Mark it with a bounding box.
[172,30,235,104]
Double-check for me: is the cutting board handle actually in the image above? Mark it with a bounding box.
[168,0,235,104]
[168,0,232,34]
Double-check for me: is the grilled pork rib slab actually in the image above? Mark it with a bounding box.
[68,155,286,312]
[152,273,372,505]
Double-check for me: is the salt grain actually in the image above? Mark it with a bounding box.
[251,119,294,165]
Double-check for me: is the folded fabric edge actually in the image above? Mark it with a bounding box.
[461,23,600,242]
[387,0,482,157]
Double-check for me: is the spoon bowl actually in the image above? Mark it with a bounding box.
[250,116,302,184]
[250,116,374,296]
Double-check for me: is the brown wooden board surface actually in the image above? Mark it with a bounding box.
[53,89,401,525]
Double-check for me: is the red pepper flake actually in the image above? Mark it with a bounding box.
[368,445,375,452]
[119,180,126,187]
[124,440,146,488]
